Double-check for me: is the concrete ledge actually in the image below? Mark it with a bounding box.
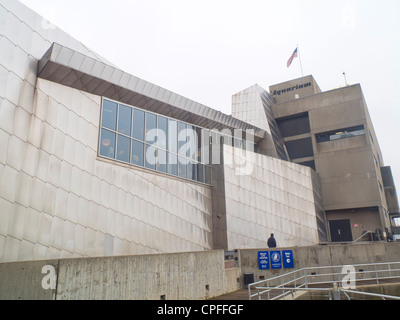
[0,251,240,300]
[2,243,399,300]
[238,242,400,284]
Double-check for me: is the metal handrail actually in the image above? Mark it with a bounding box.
[251,286,400,300]
[254,287,333,301]
[248,261,400,300]
[352,230,373,243]
[341,289,400,300]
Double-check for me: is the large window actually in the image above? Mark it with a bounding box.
[276,113,310,138]
[99,98,212,184]
[285,137,314,159]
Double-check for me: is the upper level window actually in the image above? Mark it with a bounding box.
[316,125,365,143]
[276,112,311,138]
[99,98,212,185]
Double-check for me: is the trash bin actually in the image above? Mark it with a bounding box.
[244,273,254,286]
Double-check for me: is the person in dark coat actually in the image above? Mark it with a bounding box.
[268,233,277,248]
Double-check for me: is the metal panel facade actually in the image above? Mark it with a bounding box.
[222,145,319,249]
[0,0,324,263]
[0,0,213,262]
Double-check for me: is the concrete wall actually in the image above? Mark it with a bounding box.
[3,243,399,300]
[238,242,400,284]
[326,207,381,241]
[270,83,391,239]
[271,84,386,213]
[381,166,400,215]
[0,250,241,300]
[0,259,59,300]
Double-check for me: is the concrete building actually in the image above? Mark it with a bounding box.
[0,1,397,264]
[234,75,399,243]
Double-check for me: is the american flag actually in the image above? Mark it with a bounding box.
[287,48,298,68]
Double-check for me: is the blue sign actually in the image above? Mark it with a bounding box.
[282,250,294,269]
[270,251,282,269]
[258,251,270,270]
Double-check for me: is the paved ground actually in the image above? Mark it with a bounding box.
[209,289,249,300]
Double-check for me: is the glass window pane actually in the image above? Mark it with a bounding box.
[178,122,187,157]
[187,160,196,181]
[316,125,365,143]
[145,144,157,170]
[145,113,157,144]
[201,129,211,165]
[234,138,243,149]
[168,152,178,176]
[197,163,204,183]
[168,119,178,153]
[157,116,168,150]
[196,127,202,162]
[204,165,211,185]
[100,129,116,159]
[186,125,196,160]
[187,160,193,180]
[102,100,117,130]
[131,140,144,167]
[221,133,233,147]
[118,104,132,136]
[132,109,145,141]
[116,134,131,163]
[178,156,187,179]
[156,148,167,173]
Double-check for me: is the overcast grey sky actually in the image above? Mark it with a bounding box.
[19,0,400,204]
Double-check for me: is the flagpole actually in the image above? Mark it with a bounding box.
[297,44,304,77]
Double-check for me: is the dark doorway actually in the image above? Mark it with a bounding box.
[329,219,353,242]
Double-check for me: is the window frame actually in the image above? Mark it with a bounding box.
[316,125,366,143]
[98,97,213,185]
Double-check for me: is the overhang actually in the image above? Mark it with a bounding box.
[37,43,266,142]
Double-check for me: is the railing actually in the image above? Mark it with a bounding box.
[352,230,373,243]
[250,286,400,300]
[341,289,400,300]
[248,261,400,300]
